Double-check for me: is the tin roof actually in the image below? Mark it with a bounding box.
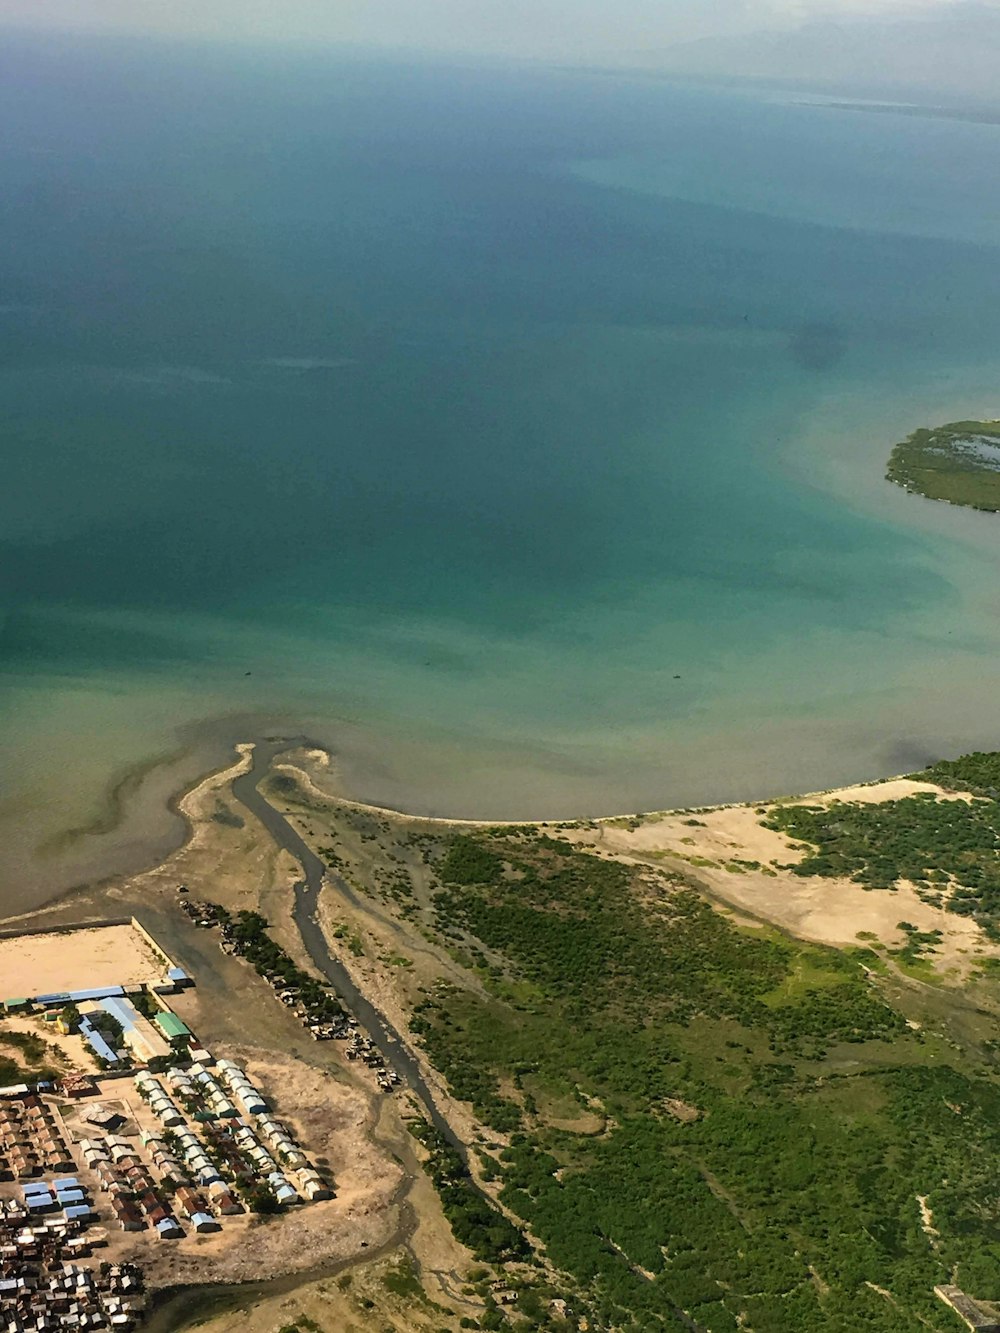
[154,1012,191,1039]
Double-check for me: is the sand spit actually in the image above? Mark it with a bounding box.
[271,750,998,979]
[175,741,255,822]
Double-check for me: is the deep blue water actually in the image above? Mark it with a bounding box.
[4,35,1000,901]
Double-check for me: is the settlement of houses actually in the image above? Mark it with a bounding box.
[0,920,334,1333]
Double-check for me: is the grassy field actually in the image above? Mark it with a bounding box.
[886,419,1000,510]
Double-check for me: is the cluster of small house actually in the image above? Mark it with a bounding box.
[176,894,402,1089]
[78,1113,235,1238]
[264,978,346,1044]
[345,1034,400,1092]
[145,1130,239,1217]
[0,1099,74,1181]
[177,898,344,1041]
[136,1071,244,1214]
[132,1058,331,1213]
[174,897,225,929]
[0,1258,143,1332]
[212,1061,330,1204]
[0,1199,96,1267]
[77,1137,183,1241]
[17,1180,92,1227]
[0,1196,144,1331]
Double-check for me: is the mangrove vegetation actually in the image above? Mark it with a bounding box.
[404,825,1000,1331]
[886,418,1000,510]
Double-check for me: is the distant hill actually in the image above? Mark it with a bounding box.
[634,3,1000,104]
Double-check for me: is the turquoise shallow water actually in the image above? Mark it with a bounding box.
[3,38,1000,907]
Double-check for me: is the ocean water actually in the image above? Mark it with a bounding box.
[4,36,1000,909]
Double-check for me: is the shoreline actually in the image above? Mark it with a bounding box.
[275,746,920,828]
[0,719,945,929]
[16,354,1000,926]
[7,369,1000,916]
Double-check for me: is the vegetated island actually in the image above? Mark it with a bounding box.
[887,417,1000,510]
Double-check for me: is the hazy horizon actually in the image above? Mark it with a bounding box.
[0,0,984,61]
[2,1,999,103]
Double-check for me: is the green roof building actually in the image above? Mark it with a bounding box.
[154,1011,191,1040]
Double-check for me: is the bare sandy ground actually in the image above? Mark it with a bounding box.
[0,922,166,999]
[186,1244,474,1333]
[566,778,994,974]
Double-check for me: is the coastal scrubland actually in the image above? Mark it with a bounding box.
[414,832,1000,1331]
[886,419,1000,509]
[268,750,1000,1333]
[764,752,1000,936]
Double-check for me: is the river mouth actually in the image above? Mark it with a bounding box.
[230,737,472,1164]
[139,739,471,1333]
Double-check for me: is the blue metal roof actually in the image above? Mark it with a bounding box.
[34,992,70,1005]
[65,986,126,1003]
[167,967,190,982]
[22,1182,52,1195]
[97,995,141,1031]
[53,1177,79,1189]
[64,1205,92,1220]
[79,1020,119,1065]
